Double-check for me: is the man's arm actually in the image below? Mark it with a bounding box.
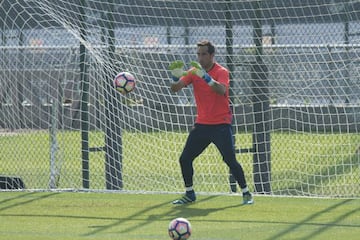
[170,79,186,92]
[209,80,226,95]
[190,61,226,95]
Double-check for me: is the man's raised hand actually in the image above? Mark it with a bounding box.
[169,60,187,82]
[190,61,214,86]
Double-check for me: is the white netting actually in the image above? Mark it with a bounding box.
[0,0,359,197]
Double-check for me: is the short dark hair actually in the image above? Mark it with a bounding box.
[197,40,215,54]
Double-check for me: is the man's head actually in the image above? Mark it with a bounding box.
[196,40,215,70]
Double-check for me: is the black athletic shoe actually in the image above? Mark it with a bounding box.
[172,191,196,205]
[243,192,254,205]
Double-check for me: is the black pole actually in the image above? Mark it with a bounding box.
[79,0,90,189]
[226,0,234,96]
[104,0,123,190]
[270,20,276,45]
[184,23,189,46]
[18,29,25,129]
[344,8,350,104]
[252,1,271,194]
[166,26,171,44]
[225,0,237,193]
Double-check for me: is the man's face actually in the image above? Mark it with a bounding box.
[197,46,214,70]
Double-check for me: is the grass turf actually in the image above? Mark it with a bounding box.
[0,191,359,240]
[1,130,359,197]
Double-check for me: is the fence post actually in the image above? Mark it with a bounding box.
[252,1,271,194]
[79,0,90,189]
[104,0,123,190]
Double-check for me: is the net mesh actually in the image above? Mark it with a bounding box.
[0,0,359,197]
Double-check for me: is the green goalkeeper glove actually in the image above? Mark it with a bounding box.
[169,60,187,82]
[190,61,215,86]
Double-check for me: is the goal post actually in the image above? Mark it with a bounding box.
[251,1,271,194]
[103,0,124,190]
[1,0,360,198]
[78,0,91,189]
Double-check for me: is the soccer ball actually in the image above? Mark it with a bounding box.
[168,217,192,240]
[113,71,136,94]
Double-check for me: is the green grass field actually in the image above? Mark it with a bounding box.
[1,130,359,239]
[1,130,359,196]
[0,191,359,240]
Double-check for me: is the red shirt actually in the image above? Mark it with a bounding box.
[180,62,232,124]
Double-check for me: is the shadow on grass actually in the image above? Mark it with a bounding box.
[168,195,245,218]
[82,195,223,236]
[265,199,360,240]
[84,196,253,236]
[0,191,59,211]
[0,194,230,237]
[89,195,359,238]
[1,192,358,239]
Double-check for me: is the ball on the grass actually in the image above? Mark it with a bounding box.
[168,217,192,240]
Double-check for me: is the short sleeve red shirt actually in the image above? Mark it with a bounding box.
[180,62,232,124]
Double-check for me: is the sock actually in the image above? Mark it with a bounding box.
[185,186,193,192]
[241,187,249,193]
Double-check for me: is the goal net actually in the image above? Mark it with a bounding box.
[1,0,359,198]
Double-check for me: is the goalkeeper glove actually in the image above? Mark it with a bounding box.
[169,60,187,82]
[190,61,215,86]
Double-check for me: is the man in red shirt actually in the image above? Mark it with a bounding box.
[169,40,253,205]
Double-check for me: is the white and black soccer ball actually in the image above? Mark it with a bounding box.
[113,71,136,94]
[168,217,192,240]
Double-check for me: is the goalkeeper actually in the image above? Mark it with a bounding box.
[169,40,253,205]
